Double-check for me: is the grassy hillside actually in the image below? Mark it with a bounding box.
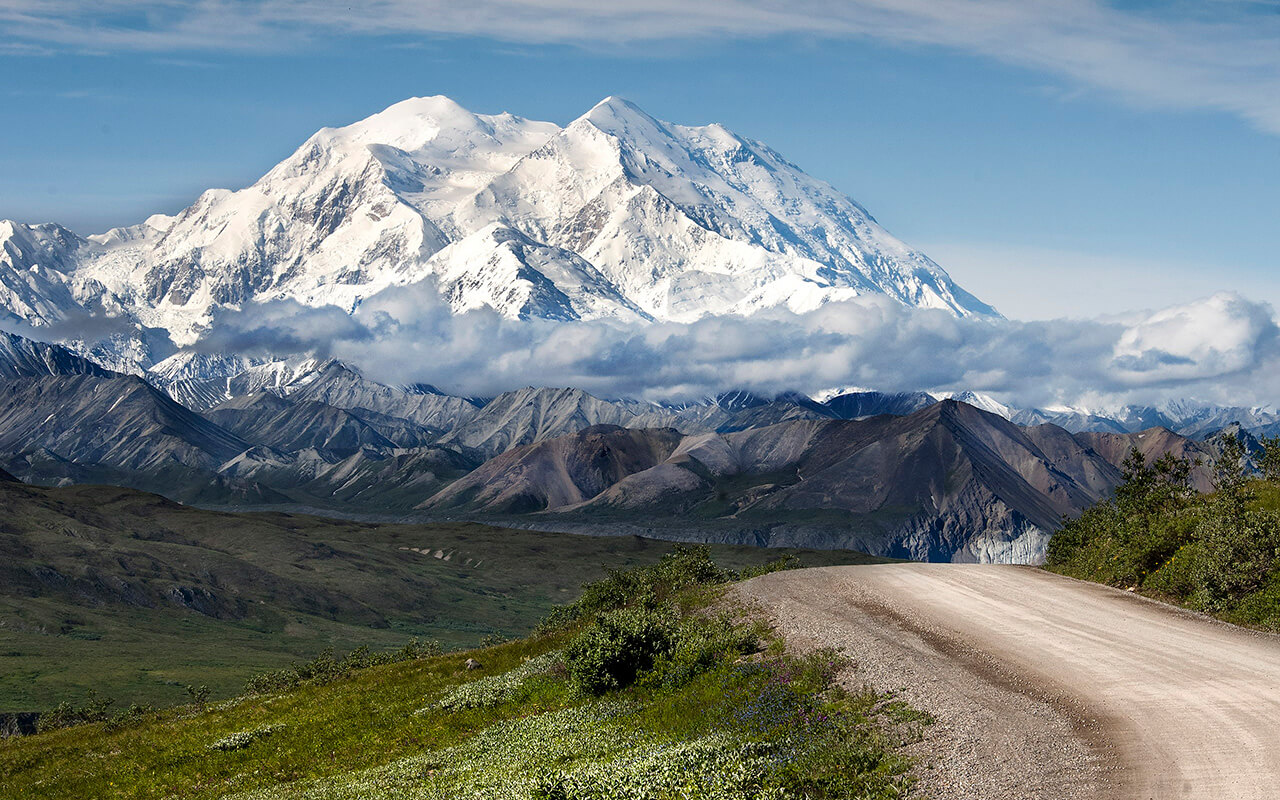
[0,481,884,712]
[0,550,923,800]
[1046,437,1280,630]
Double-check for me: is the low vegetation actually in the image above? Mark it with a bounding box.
[1047,434,1280,629]
[0,546,923,799]
[0,480,883,711]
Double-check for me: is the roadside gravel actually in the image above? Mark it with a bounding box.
[741,563,1280,798]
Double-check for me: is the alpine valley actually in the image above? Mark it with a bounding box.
[0,96,1268,564]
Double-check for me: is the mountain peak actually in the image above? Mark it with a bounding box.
[324,95,491,151]
[580,95,664,139]
[3,94,999,373]
[586,95,646,116]
[315,95,558,163]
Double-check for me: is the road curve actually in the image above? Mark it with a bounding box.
[737,564,1280,800]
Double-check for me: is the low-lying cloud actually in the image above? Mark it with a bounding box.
[194,283,1280,409]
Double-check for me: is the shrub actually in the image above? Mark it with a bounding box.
[245,638,442,695]
[1192,508,1280,610]
[565,602,675,695]
[645,614,761,690]
[1261,435,1280,483]
[1049,441,1280,627]
[36,690,115,733]
[1144,542,1202,599]
[185,684,211,704]
[539,544,800,635]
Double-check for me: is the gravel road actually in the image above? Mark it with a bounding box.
[736,564,1280,800]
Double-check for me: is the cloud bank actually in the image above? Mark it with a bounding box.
[194,285,1280,410]
[4,1,1279,135]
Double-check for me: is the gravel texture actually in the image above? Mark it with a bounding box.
[737,563,1280,799]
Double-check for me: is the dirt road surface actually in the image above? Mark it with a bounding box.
[737,564,1280,800]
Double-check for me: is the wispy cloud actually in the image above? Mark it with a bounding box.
[3,1,1279,133]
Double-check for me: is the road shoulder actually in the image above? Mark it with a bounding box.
[735,568,1119,800]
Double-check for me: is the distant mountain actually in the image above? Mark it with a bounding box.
[0,95,996,374]
[0,325,1249,557]
[419,401,1209,563]
[0,330,113,379]
[1015,402,1280,439]
[155,355,1279,463]
[823,390,936,419]
[1072,427,1214,484]
[436,387,673,456]
[282,362,482,432]
[0,221,88,328]
[204,391,400,456]
[0,374,248,474]
[426,425,686,514]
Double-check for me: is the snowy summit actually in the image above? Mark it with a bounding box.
[0,95,997,368]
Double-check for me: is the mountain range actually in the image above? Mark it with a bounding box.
[0,95,1270,565]
[0,95,994,378]
[0,327,1243,564]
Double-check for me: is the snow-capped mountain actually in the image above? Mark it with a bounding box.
[933,390,1015,420]
[1013,400,1280,439]
[0,221,89,327]
[146,352,327,410]
[448,97,996,321]
[0,94,996,368]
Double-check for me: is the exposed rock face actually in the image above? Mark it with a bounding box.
[427,425,685,514]
[420,401,1163,563]
[0,330,113,379]
[204,391,400,456]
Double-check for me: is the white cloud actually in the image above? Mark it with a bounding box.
[3,1,1279,134]
[192,283,1280,409]
[1111,292,1275,383]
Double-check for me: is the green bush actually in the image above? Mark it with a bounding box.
[1144,542,1202,599]
[645,614,761,690]
[565,602,675,695]
[1049,442,1280,629]
[244,638,442,695]
[36,690,115,733]
[539,544,801,635]
[1192,508,1280,611]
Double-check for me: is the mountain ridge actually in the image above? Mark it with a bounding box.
[0,94,997,374]
[416,399,1217,563]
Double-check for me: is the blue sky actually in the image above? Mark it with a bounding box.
[1,0,1277,320]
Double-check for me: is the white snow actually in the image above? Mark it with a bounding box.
[0,94,997,372]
